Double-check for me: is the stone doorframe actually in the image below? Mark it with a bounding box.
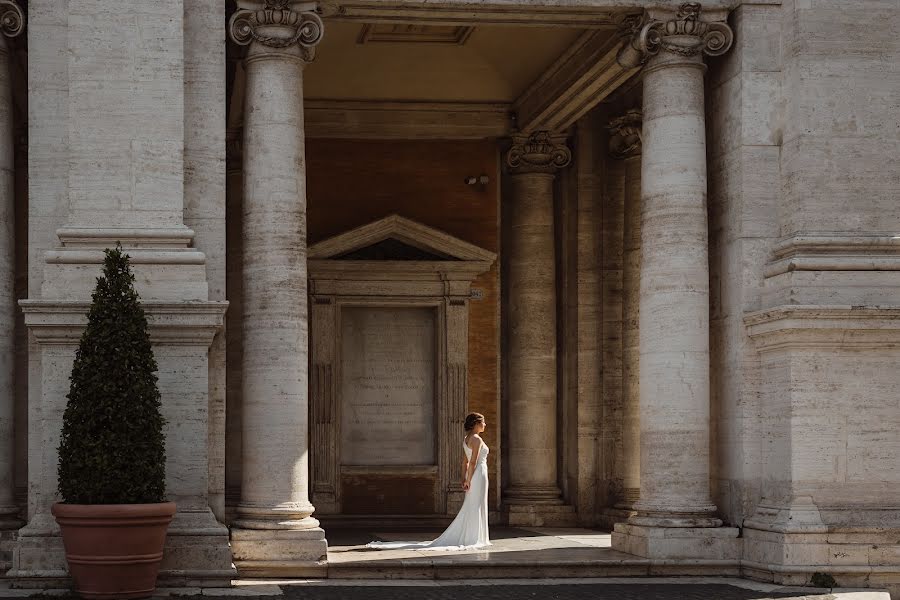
[306,215,495,516]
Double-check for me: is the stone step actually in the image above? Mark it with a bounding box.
[325,558,740,580]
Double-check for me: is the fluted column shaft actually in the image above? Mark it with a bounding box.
[228,2,323,532]
[504,131,570,505]
[619,3,733,528]
[609,110,643,510]
[0,1,22,528]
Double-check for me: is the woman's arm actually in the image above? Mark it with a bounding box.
[464,436,483,490]
[461,455,469,490]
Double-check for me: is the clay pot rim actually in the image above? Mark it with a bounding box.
[51,501,177,518]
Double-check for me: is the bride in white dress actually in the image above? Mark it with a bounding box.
[366,412,491,551]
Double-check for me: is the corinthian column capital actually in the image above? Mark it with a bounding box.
[505,131,572,175]
[608,109,643,159]
[616,3,733,69]
[228,0,324,62]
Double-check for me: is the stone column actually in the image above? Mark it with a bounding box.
[504,131,575,526]
[609,109,642,511]
[0,0,22,529]
[227,0,327,575]
[612,2,740,560]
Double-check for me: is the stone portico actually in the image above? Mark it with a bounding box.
[0,0,898,592]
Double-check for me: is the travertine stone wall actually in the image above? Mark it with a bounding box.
[183,0,228,524]
[739,0,900,587]
[706,2,781,527]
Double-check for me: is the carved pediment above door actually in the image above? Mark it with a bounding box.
[308,215,496,294]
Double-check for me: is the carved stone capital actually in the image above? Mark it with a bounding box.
[608,109,642,159]
[616,3,733,69]
[505,131,571,175]
[0,0,23,40]
[228,0,324,61]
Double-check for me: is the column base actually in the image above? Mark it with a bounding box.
[612,522,741,561]
[598,506,636,531]
[741,500,900,588]
[231,526,328,578]
[628,501,722,528]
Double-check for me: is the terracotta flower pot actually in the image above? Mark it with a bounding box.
[51,502,177,599]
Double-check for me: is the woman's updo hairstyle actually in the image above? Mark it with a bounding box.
[464,412,485,432]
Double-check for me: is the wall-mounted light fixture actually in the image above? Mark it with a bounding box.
[464,174,490,187]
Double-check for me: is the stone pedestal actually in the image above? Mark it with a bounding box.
[612,3,733,558]
[742,307,900,588]
[227,1,327,574]
[13,300,234,588]
[502,131,574,525]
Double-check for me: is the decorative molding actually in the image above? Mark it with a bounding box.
[357,23,474,45]
[0,1,24,40]
[228,0,324,61]
[505,131,571,175]
[308,214,497,264]
[616,2,733,69]
[765,233,900,277]
[322,3,618,28]
[608,109,642,159]
[19,300,228,346]
[53,226,197,250]
[303,100,512,140]
[513,29,638,133]
[745,305,900,352]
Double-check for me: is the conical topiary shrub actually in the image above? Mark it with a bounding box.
[57,245,166,504]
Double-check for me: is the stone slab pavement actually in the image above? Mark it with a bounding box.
[3,578,889,600]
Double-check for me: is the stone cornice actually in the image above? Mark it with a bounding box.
[320,3,619,27]
[228,0,324,61]
[608,109,642,159]
[765,233,900,277]
[505,131,572,175]
[616,3,733,69]
[745,305,900,351]
[19,300,228,346]
[513,30,638,133]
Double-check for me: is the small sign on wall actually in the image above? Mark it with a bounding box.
[469,288,484,300]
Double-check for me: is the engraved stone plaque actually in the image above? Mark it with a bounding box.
[340,307,436,465]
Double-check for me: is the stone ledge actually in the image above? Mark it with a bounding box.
[19,300,228,346]
[612,524,742,561]
[745,305,900,351]
[505,504,577,528]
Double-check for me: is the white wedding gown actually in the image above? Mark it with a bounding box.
[366,438,491,551]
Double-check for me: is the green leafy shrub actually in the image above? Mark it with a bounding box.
[57,245,166,504]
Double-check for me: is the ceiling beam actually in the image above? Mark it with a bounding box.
[304,100,513,139]
[321,2,619,27]
[512,29,640,133]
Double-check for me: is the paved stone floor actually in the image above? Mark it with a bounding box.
[198,580,890,600]
[322,527,645,578]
